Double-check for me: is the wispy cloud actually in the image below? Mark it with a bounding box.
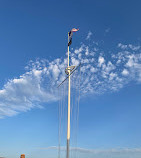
[40,146,141,153]
[118,43,140,51]
[86,31,92,40]
[0,39,141,118]
[105,28,110,33]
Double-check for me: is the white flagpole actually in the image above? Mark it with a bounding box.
[66,32,71,158]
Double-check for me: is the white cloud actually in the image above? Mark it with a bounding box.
[109,72,117,80]
[98,56,105,67]
[86,31,92,40]
[0,42,141,118]
[39,146,141,158]
[105,61,115,73]
[118,43,128,49]
[129,44,140,51]
[40,146,141,153]
[71,57,80,66]
[122,69,129,76]
[52,64,60,79]
[85,46,89,55]
[90,67,96,72]
[118,43,140,51]
[74,45,84,54]
[105,28,110,33]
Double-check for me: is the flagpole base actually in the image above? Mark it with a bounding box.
[66,139,70,158]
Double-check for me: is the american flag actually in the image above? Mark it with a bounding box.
[69,28,79,38]
[68,28,79,46]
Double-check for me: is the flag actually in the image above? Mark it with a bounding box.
[69,28,79,38]
[68,38,72,46]
[69,31,73,39]
[71,28,79,32]
[68,28,79,46]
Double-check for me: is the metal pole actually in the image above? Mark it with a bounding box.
[66,32,70,158]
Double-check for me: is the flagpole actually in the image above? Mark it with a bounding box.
[66,28,78,158]
[66,32,71,158]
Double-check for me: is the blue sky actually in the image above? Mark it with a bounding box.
[0,0,141,158]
